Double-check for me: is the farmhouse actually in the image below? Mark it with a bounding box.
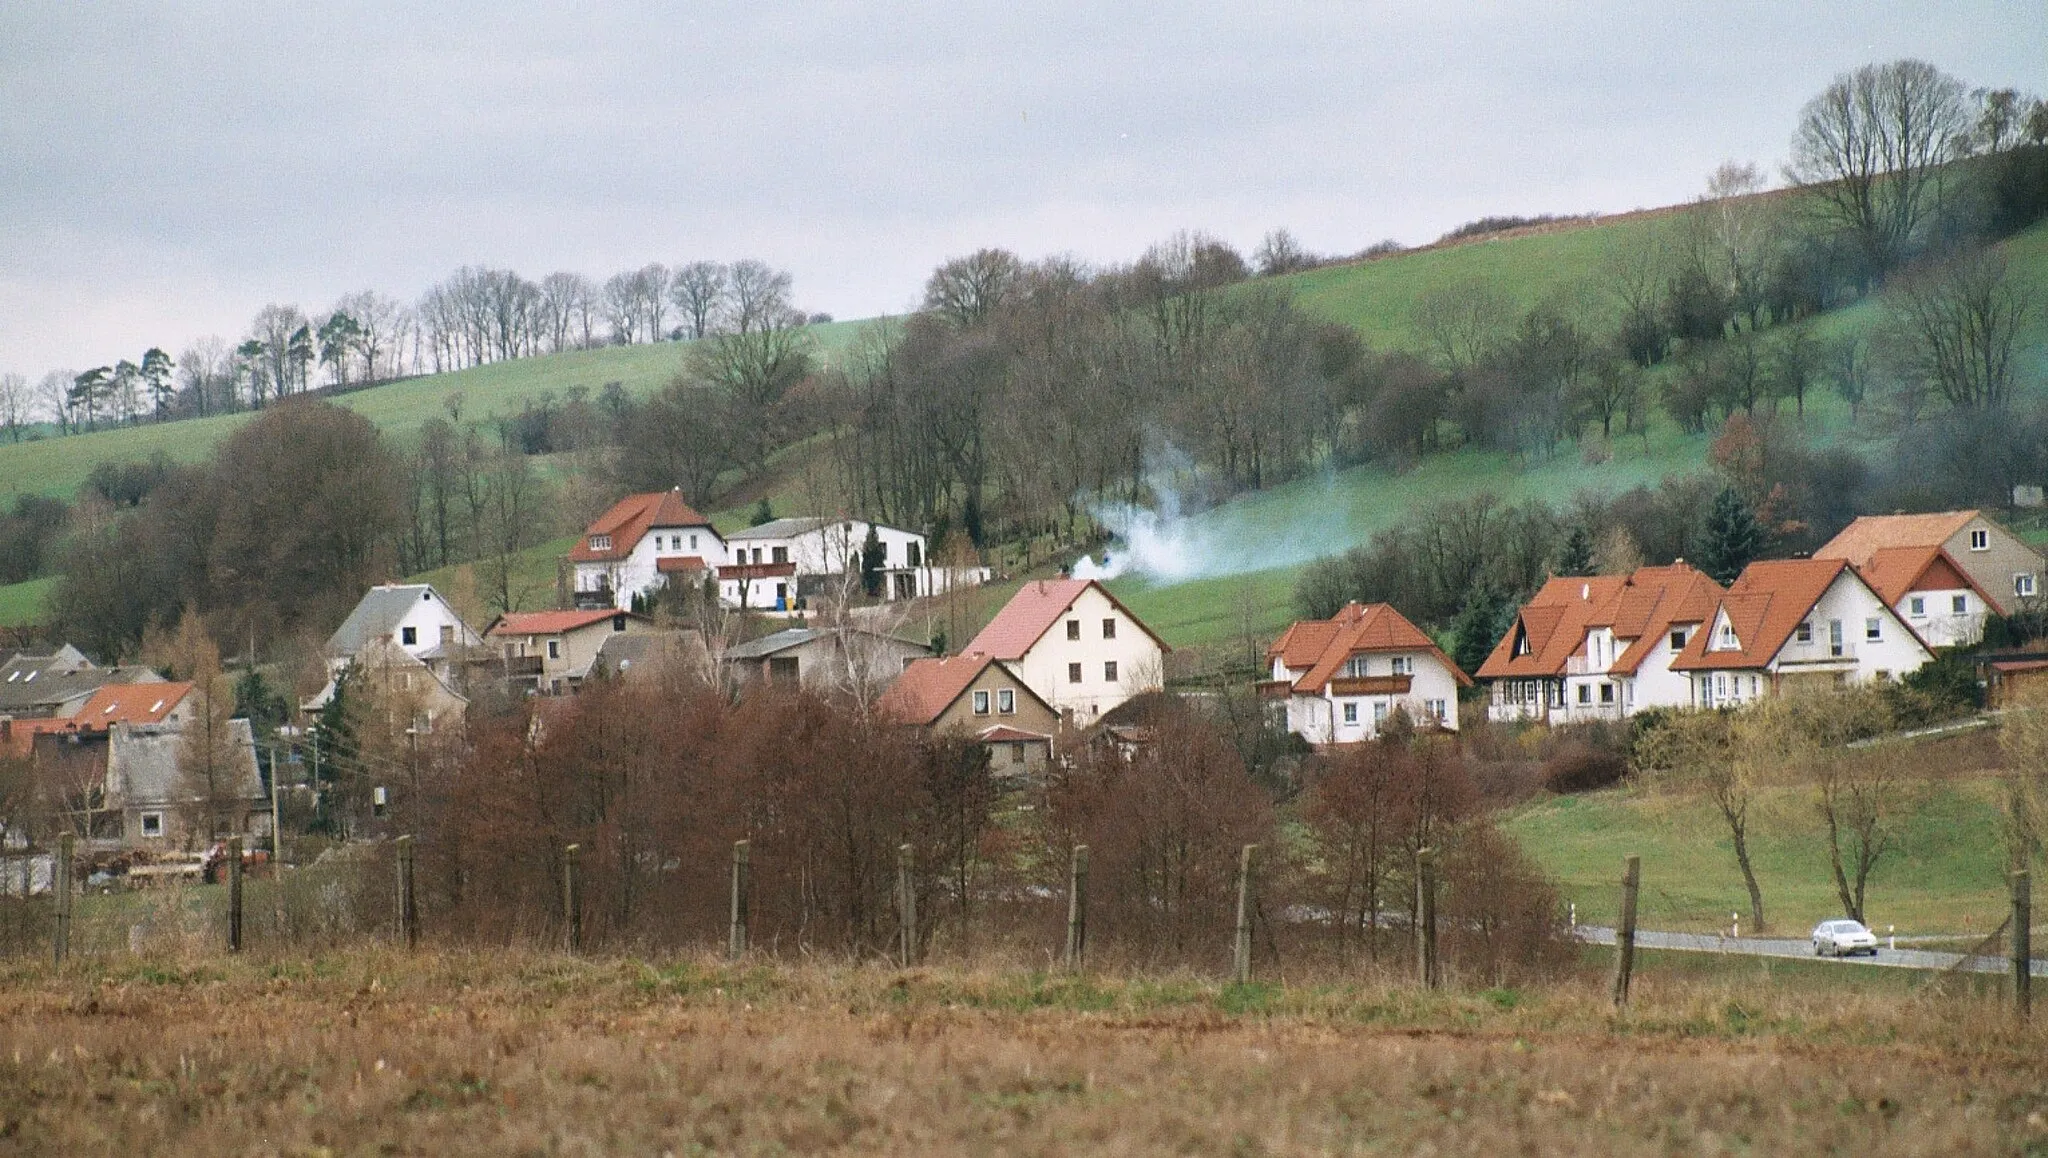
[719,517,984,610]
[324,584,481,682]
[963,579,1167,722]
[485,608,658,695]
[1669,557,1933,706]
[1477,563,1723,723]
[101,721,267,850]
[306,636,469,733]
[1263,602,1468,742]
[1814,510,2042,647]
[877,654,1059,777]
[569,489,724,611]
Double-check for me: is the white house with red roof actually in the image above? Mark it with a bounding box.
[1669,557,1933,708]
[1263,603,1469,742]
[962,579,1167,721]
[485,608,657,694]
[1814,511,2042,648]
[1476,563,1724,723]
[570,489,724,611]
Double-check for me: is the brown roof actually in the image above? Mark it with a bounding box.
[1475,575,1627,680]
[976,724,1052,743]
[1669,557,1862,671]
[877,654,996,726]
[1854,545,1990,608]
[487,609,631,637]
[568,489,714,562]
[69,681,194,727]
[1276,602,1470,692]
[656,555,710,574]
[1815,512,1981,567]
[963,579,1169,661]
[1601,564,1725,674]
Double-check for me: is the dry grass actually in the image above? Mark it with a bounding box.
[1,949,2046,1155]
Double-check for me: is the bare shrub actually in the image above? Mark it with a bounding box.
[1438,819,1576,984]
[1539,741,1629,795]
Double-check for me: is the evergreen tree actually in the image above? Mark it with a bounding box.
[749,497,774,526]
[859,525,884,598]
[1451,584,1509,676]
[1699,486,1763,583]
[233,667,291,741]
[1555,525,1594,576]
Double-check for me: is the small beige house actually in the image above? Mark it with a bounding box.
[486,609,659,694]
[962,579,1168,723]
[1815,511,2046,647]
[876,654,1059,777]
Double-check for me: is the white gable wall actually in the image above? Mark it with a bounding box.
[1010,585,1165,721]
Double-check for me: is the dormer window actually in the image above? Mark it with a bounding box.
[1715,622,1737,650]
[1669,628,1688,650]
[590,534,612,552]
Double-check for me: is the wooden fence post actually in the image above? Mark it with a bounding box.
[728,840,750,960]
[1233,844,1257,985]
[1611,854,1641,1008]
[226,836,244,953]
[395,835,417,951]
[562,843,582,953]
[52,833,74,967]
[1415,847,1439,990]
[897,843,917,967]
[2014,869,2032,1020]
[1064,844,1088,972]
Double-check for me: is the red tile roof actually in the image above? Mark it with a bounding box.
[877,655,997,726]
[1275,602,1471,692]
[569,489,714,562]
[1669,558,1875,671]
[963,579,1169,661]
[69,681,194,727]
[976,725,1052,744]
[1853,545,1989,608]
[487,609,626,637]
[656,555,709,574]
[1815,511,1981,566]
[1476,576,1628,680]
[1602,564,1725,674]
[0,715,70,758]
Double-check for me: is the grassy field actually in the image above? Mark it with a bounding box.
[0,575,53,628]
[1504,736,2015,937]
[0,947,2042,1153]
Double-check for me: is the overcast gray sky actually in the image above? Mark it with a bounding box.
[2,2,2041,379]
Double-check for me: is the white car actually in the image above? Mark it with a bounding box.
[1811,919,1879,958]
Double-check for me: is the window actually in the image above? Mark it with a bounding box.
[1599,683,1615,704]
[401,626,418,646]
[1344,656,1370,678]
[1102,618,1117,640]
[1865,618,1882,642]
[997,688,1015,714]
[1669,628,1688,650]
[1390,656,1413,675]
[2018,573,2038,598]
[441,624,455,644]
[547,640,561,660]
[1954,594,1969,615]
[1908,596,1925,617]
[612,614,627,632]
[590,534,611,552]
[1716,623,1736,649]
[1829,620,1845,657]
[1342,701,1358,725]
[1424,699,1446,721]
[972,690,991,715]
[1577,684,1592,704]
[772,546,788,564]
[1011,742,1026,765]
[1066,620,1080,641]
[1103,661,1118,683]
[1972,528,1990,551]
[1068,663,1082,684]
[140,812,163,838]
[1372,701,1389,724]
[1795,621,1812,644]
[906,542,921,568]
[690,534,698,549]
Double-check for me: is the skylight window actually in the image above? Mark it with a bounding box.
[150,700,165,712]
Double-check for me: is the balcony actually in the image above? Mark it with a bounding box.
[1330,674,1412,696]
[1254,679,1294,700]
[721,561,798,581]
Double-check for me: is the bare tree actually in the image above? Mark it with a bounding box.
[1253,228,1315,276]
[1885,248,2033,410]
[669,261,729,340]
[1410,278,1516,374]
[726,260,795,335]
[922,248,1022,329]
[602,271,641,345]
[1636,709,1769,931]
[538,272,594,352]
[1702,161,1774,330]
[0,372,27,442]
[35,369,74,434]
[1786,59,1971,280]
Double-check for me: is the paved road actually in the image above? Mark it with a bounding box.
[1573,926,2048,976]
